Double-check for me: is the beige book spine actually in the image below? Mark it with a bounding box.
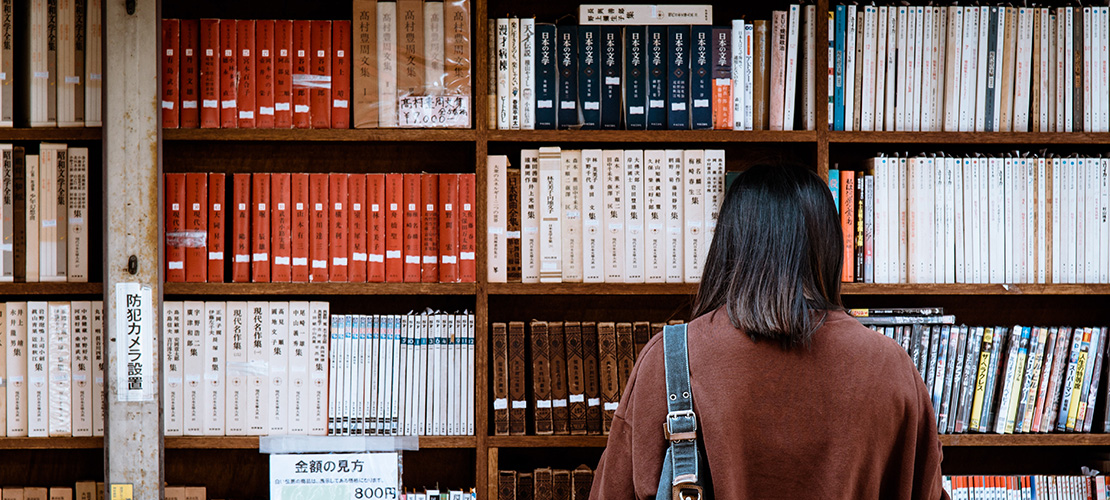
[999,7,1018,131]
[752,20,769,130]
[352,0,379,128]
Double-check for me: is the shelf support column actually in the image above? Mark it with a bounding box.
[103,0,163,499]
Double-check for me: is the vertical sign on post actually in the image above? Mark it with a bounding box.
[114,283,154,402]
[270,452,401,500]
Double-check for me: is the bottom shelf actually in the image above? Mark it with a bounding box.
[486,433,1110,448]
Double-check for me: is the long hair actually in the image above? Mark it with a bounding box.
[692,163,844,348]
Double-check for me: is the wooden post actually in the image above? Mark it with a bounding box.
[103,0,163,499]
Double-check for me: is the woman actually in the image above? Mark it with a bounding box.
[590,163,948,499]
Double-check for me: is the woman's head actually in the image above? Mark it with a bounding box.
[692,162,843,348]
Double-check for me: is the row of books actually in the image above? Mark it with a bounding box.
[14,0,104,128]
[835,154,1110,285]
[490,7,819,131]
[163,301,331,437]
[942,475,1109,500]
[829,5,1110,133]
[395,490,477,500]
[856,313,1107,434]
[496,466,594,500]
[1,301,105,438]
[327,313,475,437]
[0,484,102,500]
[491,319,679,436]
[0,145,91,283]
[487,149,726,284]
[164,173,477,284]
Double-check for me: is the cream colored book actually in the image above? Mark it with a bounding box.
[84,0,103,126]
[683,150,705,283]
[580,150,604,283]
[486,155,508,282]
[90,301,103,436]
[57,0,80,127]
[224,301,247,435]
[520,149,540,283]
[25,155,39,282]
[623,150,645,283]
[163,301,184,436]
[664,150,684,283]
[6,302,27,436]
[204,301,226,436]
[267,302,288,435]
[66,147,88,282]
[47,301,70,437]
[27,301,47,437]
[69,301,91,436]
[309,301,329,435]
[539,147,563,283]
[246,301,270,435]
[0,304,5,435]
[377,2,399,127]
[703,150,726,269]
[424,1,445,96]
[602,150,624,282]
[644,150,666,283]
[561,150,583,282]
[287,301,310,435]
[183,301,205,435]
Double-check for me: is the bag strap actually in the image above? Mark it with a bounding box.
[662,323,704,500]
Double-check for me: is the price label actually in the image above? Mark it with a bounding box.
[398,96,471,128]
[270,452,400,500]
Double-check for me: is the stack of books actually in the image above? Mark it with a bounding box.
[497,466,594,500]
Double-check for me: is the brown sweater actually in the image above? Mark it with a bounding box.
[590,309,950,500]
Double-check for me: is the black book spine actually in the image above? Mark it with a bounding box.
[535,23,557,129]
[557,25,579,129]
[984,7,999,132]
[600,26,622,129]
[690,25,712,129]
[624,26,647,130]
[578,25,602,129]
[666,25,690,129]
[647,26,667,129]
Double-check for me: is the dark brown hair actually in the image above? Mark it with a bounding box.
[692,163,843,348]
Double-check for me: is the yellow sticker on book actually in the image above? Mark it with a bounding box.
[110,484,132,500]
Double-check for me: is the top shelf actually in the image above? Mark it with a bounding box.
[486,130,817,143]
[0,128,102,141]
[163,128,477,142]
[829,131,1110,145]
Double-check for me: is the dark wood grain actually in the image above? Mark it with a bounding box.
[830,131,1110,144]
[486,436,610,448]
[0,128,102,141]
[486,282,1110,296]
[487,129,817,143]
[165,282,478,296]
[163,128,477,142]
[0,282,104,296]
[163,436,478,449]
[0,437,103,449]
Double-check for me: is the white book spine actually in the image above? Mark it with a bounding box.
[0,306,5,434]
[703,150,726,268]
[66,148,88,282]
[84,0,103,125]
[1102,8,1109,132]
[36,147,56,282]
[684,150,706,283]
[495,18,510,129]
[1040,9,1052,132]
[932,8,947,132]
[602,150,625,282]
[989,9,1003,131]
[860,6,876,132]
[928,158,940,282]
[204,301,226,436]
[945,7,963,132]
[47,302,70,437]
[873,7,888,131]
[224,301,248,436]
[944,157,956,283]
[487,155,508,282]
[307,302,327,436]
[664,150,684,282]
[539,147,563,282]
[1004,159,1015,283]
[269,303,289,435]
[883,7,897,131]
[1038,159,1048,284]
[988,159,1005,283]
[843,5,856,131]
[959,7,978,132]
[581,150,604,282]
[520,149,541,283]
[919,7,935,132]
[864,174,874,282]
[362,316,375,434]
[955,158,968,283]
[1102,159,1109,283]
[1054,12,1065,132]
[911,7,925,132]
[247,301,269,435]
[6,303,27,436]
[417,315,428,435]
[1051,159,1061,282]
[562,150,584,282]
[508,18,521,130]
[377,2,399,127]
[286,302,310,435]
[57,0,77,126]
[782,5,800,130]
[1084,9,1093,132]
[743,24,754,130]
[623,150,645,283]
[327,314,338,435]
[182,301,205,436]
[1026,159,1035,283]
[969,159,981,283]
[1064,9,1074,132]
[27,302,47,437]
[1087,159,1100,283]
[731,20,745,130]
[393,315,404,435]
[872,158,886,283]
[519,18,536,130]
[91,301,103,436]
[644,150,666,283]
[163,302,184,436]
[896,8,909,131]
[803,5,816,131]
[1076,159,1085,283]
[898,158,908,282]
[1013,9,1033,132]
[466,314,475,435]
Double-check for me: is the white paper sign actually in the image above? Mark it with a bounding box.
[115,283,154,402]
[398,96,471,128]
[270,453,401,500]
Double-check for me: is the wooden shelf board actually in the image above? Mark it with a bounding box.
[164,436,476,449]
[165,282,477,296]
[486,283,698,295]
[0,282,103,295]
[939,434,1110,447]
[0,128,102,141]
[487,436,610,448]
[163,128,476,142]
[0,437,103,449]
[829,131,1110,145]
[842,283,1110,295]
[487,130,817,143]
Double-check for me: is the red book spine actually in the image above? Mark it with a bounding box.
[310,21,333,129]
[270,173,292,282]
[231,174,252,282]
[198,19,220,128]
[458,173,476,283]
[165,173,186,282]
[236,20,256,128]
[438,174,459,283]
[347,174,367,282]
[331,20,351,129]
[291,21,313,129]
[290,173,311,282]
[161,19,180,128]
[329,174,349,282]
[402,174,422,282]
[251,173,271,282]
[184,173,209,283]
[255,20,276,128]
[309,174,330,282]
[273,20,294,128]
[366,174,386,282]
[219,19,238,128]
[207,173,226,283]
[420,173,440,282]
[385,174,404,282]
[179,19,200,128]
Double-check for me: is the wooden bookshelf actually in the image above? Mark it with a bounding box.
[163,436,477,449]
[829,131,1110,145]
[0,437,104,450]
[483,434,1110,448]
[163,128,477,142]
[0,128,103,141]
[486,129,817,143]
[0,282,104,295]
[165,282,477,296]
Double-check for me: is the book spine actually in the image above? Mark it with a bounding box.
[217,20,237,128]
[683,150,705,282]
[273,20,293,128]
[600,26,622,129]
[602,150,624,282]
[561,150,583,283]
[309,174,330,282]
[266,302,287,434]
[206,173,225,283]
[833,7,845,131]
[438,174,459,282]
[443,0,471,125]
[329,174,349,281]
[247,302,270,435]
[162,19,181,128]
[384,174,403,282]
[184,173,208,283]
[401,174,421,282]
[163,302,183,436]
[578,25,601,129]
[365,174,385,282]
[254,20,275,128]
[352,0,378,128]
[165,173,186,282]
[235,20,256,128]
[667,26,690,130]
[644,150,665,283]
[270,173,292,282]
[487,156,508,282]
[624,26,647,130]
[581,322,601,434]
[783,5,800,131]
[751,21,766,130]
[519,18,535,130]
[289,174,310,282]
[556,25,578,129]
[397,0,425,99]
[458,173,476,282]
[507,18,520,130]
[581,150,603,283]
[224,302,247,435]
[664,150,684,283]
[548,323,569,434]
[377,2,398,126]
[310,21,333,129]
[719,24,737,131]
[251,174,271,282]
[535,23,557,129]
[703,150,725,271]
[419,173,439,282]
[348,174,368,282]
[292,20,313,128]
[308,302,328,435]
[539,147,563,282]
[230,174,251,282]
[597,322,619,433]
[646,26,666,129]
[623,150,644,283]
[203,302,226,435]
[332,20,351,129]
[689,26,712,129]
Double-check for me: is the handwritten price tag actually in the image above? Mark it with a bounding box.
[398,96,471,128]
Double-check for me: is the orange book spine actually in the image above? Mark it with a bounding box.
[219,20,238,128]
[420,173,440,282]
[329,174,349,281]
[255,20,276,128]
[309,174,330,282]
[385,174,404,282]
[162,19,180,128]
[438,174,459,283]
[180,19,200,128]
[198,19,220,128]
[347,173,367,282]
[310,21,333,129]
[207,173,226,282]
[292,21,313,129]
[165,173,186,282]
[251,173,271,282]
[331,20,351,129]
[712,81,732,130]
[458,173,476,283]
[270,173,292,282]
[231,174,252,282]
[840,169,855,283]
[273,20,294,128]
[184,173,209,283]
[290,173,311,282]
[402,174,422,282]
[367,174,386,282]
[236,20,256,128]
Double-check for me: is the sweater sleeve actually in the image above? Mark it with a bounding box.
[910,372,952,500]
[589,413,638,500]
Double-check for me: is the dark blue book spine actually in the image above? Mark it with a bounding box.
[600,26,622,129]
[578,25,602,129]
[535,23,558,129]
[690,25,712,129]
[667,25,690,130]
[984,7,999,132]
[647,26,667,129]
[624,26,647,130]
[834,4,846,131]
[557,25,579,129]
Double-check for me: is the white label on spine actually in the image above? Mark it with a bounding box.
[536,400,552,409]
[162,101,175,109]
[671,102,687,111]
[295,105,310,113]
[694,99,710,107]
[292,258,308,266]
[239,111,255,119]
[650,99,665,107]
[368,254,384,262]
[441,255,457,264]
[629,106,645,114]
[460,252,476,260]
[352,253,368,261]
[221,100,237,108]
[259,107,275,115]
[561,101,576,110]
[553,399,568,408]
[168,261,184,269]
[386,250,402,259]
[588,398,601,406]
[182,101,198,109]
[274,256,291,265]
[569,394,585,403]
[537,100,553,108]
[209,252,224,260]
[605,77,620,85]
[203,100,218,108]
[333,100,349,108]
[332,258,348,266]
[493,398,508,410]
[584,101,600,110]
[235,254,250,263]
[405,256,420,264]
[253,253,269,261]
[275,102,291,111]
[312,260,328,269]
[511,400,527,409]
[422,256,437,264]
[603,402,619,411]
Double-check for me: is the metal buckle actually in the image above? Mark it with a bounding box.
[663,410,698,441]
[672,483,703,500]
